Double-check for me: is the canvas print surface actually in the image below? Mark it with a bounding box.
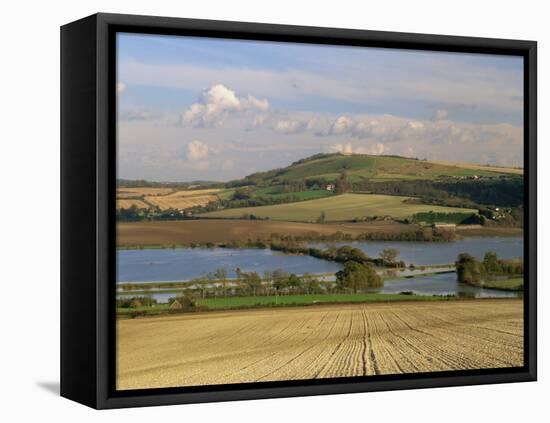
[115,33,525,390]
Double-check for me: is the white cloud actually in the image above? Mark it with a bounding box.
[357,143,386,155]
[330,143,354,155]
[181,84,269,127]
[117,82,126,94]
[274,119,307,134]
[433,109,449,120]
[329,116,355,135]
[408,121,425,129]
[330,142,386,156]
[186,140,209,160]
[120,57,522,121]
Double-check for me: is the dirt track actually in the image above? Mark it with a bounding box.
[116,299,524,390]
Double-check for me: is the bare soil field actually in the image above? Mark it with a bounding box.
[116,219,412,246]
[116,299,523,390]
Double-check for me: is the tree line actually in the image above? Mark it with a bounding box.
[455,251,524,287]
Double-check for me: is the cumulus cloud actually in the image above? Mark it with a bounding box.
[186,140,209,160]
[330,142,354,155]
[408,121,425,129]
[330,142,386,156]
[181,84,269,127]
[329,116,355,135]
[273,119,308,134]
[359,143,386,155]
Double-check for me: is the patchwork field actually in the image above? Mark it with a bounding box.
[117,219,412,246]
[116,199,150,210]
[147,194,218,210]
[116,299,524,389]
[116,188,223,211]
[117,187,174,196]
[201,193,478,222]
[164,188,221,198]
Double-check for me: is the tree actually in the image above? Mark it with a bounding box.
[333,246,368,263]
[455,253,483,285]
[302,273,321,294]
[168,295,195,311]
[334,171,350,194]
[272,269,289,293]
[287,273,301,291]
[380,248,400,266]
[214,267,228,295]
[483,251,499,273]
[316,211,326,223]
[335,261,382,293]
[263,270,274,293]
[242,271,262,296]
[232,188,252,200]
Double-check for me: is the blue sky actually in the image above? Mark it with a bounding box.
[117,32,524,182]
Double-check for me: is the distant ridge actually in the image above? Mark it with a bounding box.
[228,152,522,186]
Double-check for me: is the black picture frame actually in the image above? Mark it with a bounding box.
[61,12,537,409]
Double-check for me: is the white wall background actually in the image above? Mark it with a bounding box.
[0,0,546,420]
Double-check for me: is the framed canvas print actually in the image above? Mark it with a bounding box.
[60,13,537,409]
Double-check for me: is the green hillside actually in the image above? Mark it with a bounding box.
[237,153,517,185]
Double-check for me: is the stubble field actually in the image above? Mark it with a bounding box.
[116,199,150,210]
[146,194,219,210]
[116,299,523,390]
[200,193,478,222]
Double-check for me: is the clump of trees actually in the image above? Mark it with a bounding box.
[412,212,485,225]
[334,171,350,194]
[167,294,197,311]
[455,251,524,286]
[352,178,523,209]
[116,296,157,308]
[357,227,456,242]
[379,248,405,267]
[336,261,383,293]
[270,243,379,266]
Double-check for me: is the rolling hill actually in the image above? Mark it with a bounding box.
[234,153,521,185]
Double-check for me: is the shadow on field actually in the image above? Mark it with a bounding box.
[36,381,60,396]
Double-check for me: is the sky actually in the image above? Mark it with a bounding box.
[117,32,524,182]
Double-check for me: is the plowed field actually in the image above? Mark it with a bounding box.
[116,299,523,390]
